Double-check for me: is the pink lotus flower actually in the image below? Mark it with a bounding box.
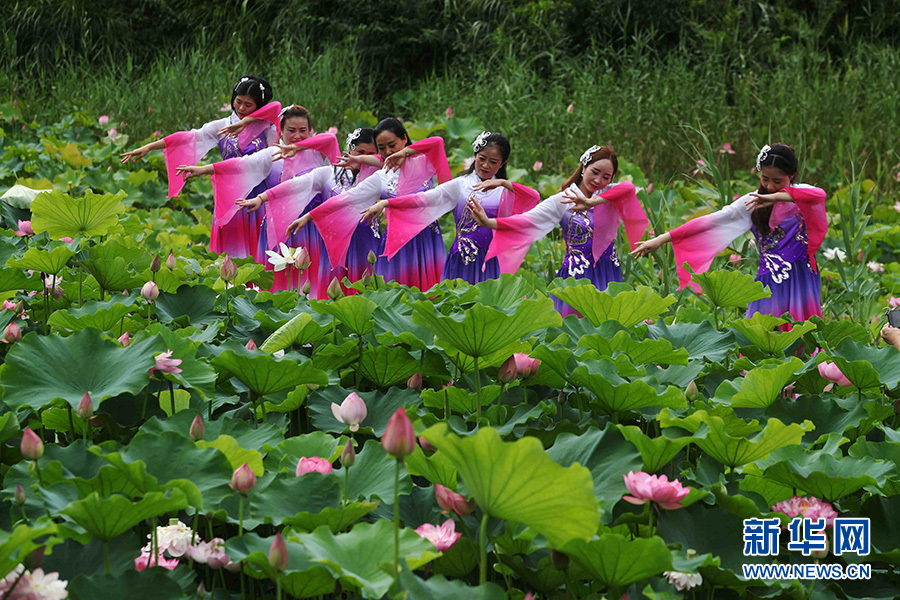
[445,106,454,119]
[229,463,256,493]
[268,533,289,571]
[76,391,93,419]
[692,159,706,175]
[11,567,69,600]
[418,436,436,453]
[415,519,462,552]
[566,103,575,113]
[148,350,183,377]
[327,126,338,135]
[435,484,476,516]
[817,362,851,387]
[890,297,900,308]
[185,538,232,569]
[296,456,333,476]
[153,129,162,139]
[331,392,367,432]
[141,280,159,301]
[118,331,130,347]
[14,220,34,237]
[14,483,25,506]
[664,571,703,591]
[98,115,109,126]
[771,495,838,528]
[647,183,654,195]
[407,372,423,391]
[148,106,153,114]
[135,549,179,571]
[58,237,74,243]
[245,338,257,351]
[719,143,735,155]
[382,407,415,459]
[2,300,16,311]
[21,427,44,460]
[513,353,540,377]
[190,414,204,441]
[729,253,741,265]
[868,261,885,274]
[341,441,356,467]
[533,161,543,171]
[2,322,22,344]
[107,128,121,140]
[622,471,690,509]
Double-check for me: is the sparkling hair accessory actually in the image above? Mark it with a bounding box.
[580,145,602,166]
[346,128,362,150]
[472,131,492,153]
[279,104,306,117]
[233,76,250,92]
[756,144,772,171]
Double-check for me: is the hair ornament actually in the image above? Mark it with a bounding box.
[472,131,492,153]
[580,145,602,166]
[346,128,362,150]
[756,144,771,171]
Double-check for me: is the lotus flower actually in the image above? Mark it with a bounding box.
[117,331,130,347]
[415,519,462,552]
[229,463,256,493]
[2,322,22,344]
[220,255,238,281]
[771,496,838,529]
[891,297,900,308]
[245,338,257,350]
[148,350,183,377]
[189,414,204,441]
[98,115,109,126]
[331,392,367,432]
[729,253,741,265]
[11,567,69,599]
[685,380,699,401]
[622,471,690,509]
[185,538,232,569]
[150,519,193,557]
[817,362,851,387]
[76,392,93,419]
[14,483,25,506]
[718,143,735,155]
[166,251,177,270]
[134,549,179,571]
[268,533,289,571]
[21,427,44,460]
[149,254,161,273]
[868,261,885,274]
[326,277,343,300]
[445,106,454,119]
[497,356,517,383]
[533,161,543,171]
[823,247,846,262]
[407,373,423,391]
[14,220,34,237]
[293,247,311,270]
[664,571,703,591]
[295,456,333,476]
[266,243,298,272]
[140,280,159,301]
[434,484,476,516]
[566,103,575,113]
[513,353,540,377]
[382,407,415,459]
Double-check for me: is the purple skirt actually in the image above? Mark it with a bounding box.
[551,248,623,318]
[747,259,822,322]
[441,252,500,285]
[376,222,446,292]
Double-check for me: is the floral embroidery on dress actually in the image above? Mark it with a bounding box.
[567,251,591,276]
[455,209,481,265]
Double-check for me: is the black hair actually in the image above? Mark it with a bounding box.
[374,118,410,147]
[464,132,511,180]
[280,105,312,133]
[752,143,798,234]
[231,75,273,112]
[346,127,376,151]
[335,127,377,187]
[561,146,618,192]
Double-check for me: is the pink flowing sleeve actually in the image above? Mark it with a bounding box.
[496,183,541,218]
[237,102,283,149]
[281,133,341,181]
[784,184,827,270]
[310,173,385,269]
[670,195,753,292]
[210,148,277,226]
[484,192,567,273]
[264,166,333,247]
[396,137,451,194]
[383,179,463,259]
[161,116,229,198]
[590,181,648,262]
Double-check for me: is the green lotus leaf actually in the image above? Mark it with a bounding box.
[726,357,804,408]
[217,473,342,530]
[140,412,283,450]
[848,439,900,496]
[196,434,265,476]
[308,386,420,436]
[691,269,771,309]
[30,189,124,239]
[294,521,439,599]
[474,273,539,309]
[829,337,900,389]
[67,570,184,600]
[405,447,458,488]
[373,304,436,350]
[47,298,135,334]
[765,394,869,444]
[311,340,359,372]
[710,482,787,523]
[357,345,420,387]
[548,280,676,327]
[729,313,816,355]
[412,297,560,358]
[154,284,219,327]
[0,183,48,209]
[656,503,753,574]
[397,565,507,600]
[647,319,737,361]
[421,385,501,414]
[443,340,533,373]
[562,533,672,591]
[343,439,412,503]
[0,521,59,579]
[212,349,327,396]
[0,267,42,293]
[0,412,20,445]
[808,316,870,348]
[568,357,687,416]
[0,328,156,412]
[312,295,378,337]
[7,246,75,274]
[423,424,600,546]
[264,431,341,473]
[225,532,335,597]
[738,473,795,507]
[62,489,188,541]
[260,311,333,353]
[618,424,693,473]
[858,495,900,558]
[282,501,380,534]
[135,325,217,399]
[578,330,689,366]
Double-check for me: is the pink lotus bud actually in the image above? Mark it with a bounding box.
[98,115,109,126]
[418,436,436,454]
[857,250,865,261]
[513,353,540,378]
[445,106,454,120]
[220,256,238,282]
[229,463,256,493]
[268,533,289,571]
[149,255,161,273]
[296,456,333,476]
[327,126,338,135]
[497,356,517,384]
[141,280,159,301]
[817,362,852,387]
[729,254,741,266]
[21,427,44,460]
[108,127,118,138]
[566,103,575,113]
[331,392,367,432]
[166,251,177,270]
[154,129,162,139]
[341,441,356,467]
[367,250,378,265]
[435,484,476,516]
[326,277,343,300]
[77,392,93,419]
[14,483,26,505]
[2,322,22,344]
[245,338,257,351]
[293,247,311,271]
[301,280,312,295]
[360,267,372,287]
[647,183,654,194]
[407,373,423,391]
[148,106,153,114]
[532,161,543,171]
[118,331,130,347]
[382,408,415,459]
[14,220,34,237]
[685,380,699,401]
[190,414,205,441]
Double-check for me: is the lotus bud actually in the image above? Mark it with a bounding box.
[331,392,367,432]
[190,414,205,441]
[685,380,700,401]
[118,331,131,347]
[293,247,311,271]
[434,483,476,516]
[382,408,415,459]
[21,427,44,460]
[566,103,575,113]
[2,322,22,344]
[551,549,570,571]
[407,372,423,391]
[166,251,177,270]
[245,338,257,351]
[367,250,377,265]
[326,277,343,300]
[418,436,436,453]
[229,463,256,493]
[220,256,238,282]
[360,267,372,287]
[150,254,161,273]
[268,532,289,571]
[76,392,93,419]
[497,356,517,384]
[301,280,312,295]
[14,483,26,506]
[340,441,356,467]
[141,280,159,301]
[513,353,540,378]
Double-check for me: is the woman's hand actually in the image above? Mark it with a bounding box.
[174,164,207,180]
[561,187,606,211]
[745,191,791,211]
[272,143,301,161]
[881,324,900,350]
[236,195,265,213]
[383,148,417,172]
[218,117,255,138]
[334,153,362,170]
[472,179,511,193]
[630,233,670,258]
[286,214,311,236]
[360,200,388,225]
[465,196,496,229]
[120,145,150,165]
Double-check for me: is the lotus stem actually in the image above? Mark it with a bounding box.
[67,406,76,442]
[473,355,482,427]
[78,266,84,308]
[479,511,489,585]
[238,494,244,536]
[393,458,401,579]
[168,380,176,416]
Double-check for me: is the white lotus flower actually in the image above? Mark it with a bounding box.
[823,248,847,262]
[266,243,299,272]
[664,571,703,591]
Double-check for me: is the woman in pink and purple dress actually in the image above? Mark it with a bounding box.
[632,143,827,322]
[360,131,539,284]
[293,118,452,292]
[175,106,338,262]
[468,145,648,317]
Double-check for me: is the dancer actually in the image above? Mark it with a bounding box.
[360,131,539,284]
[631,143,827,321]
[120,75,280,199]
[468,145,648,316]
[175,105,337,260]
[238,128,380,296]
